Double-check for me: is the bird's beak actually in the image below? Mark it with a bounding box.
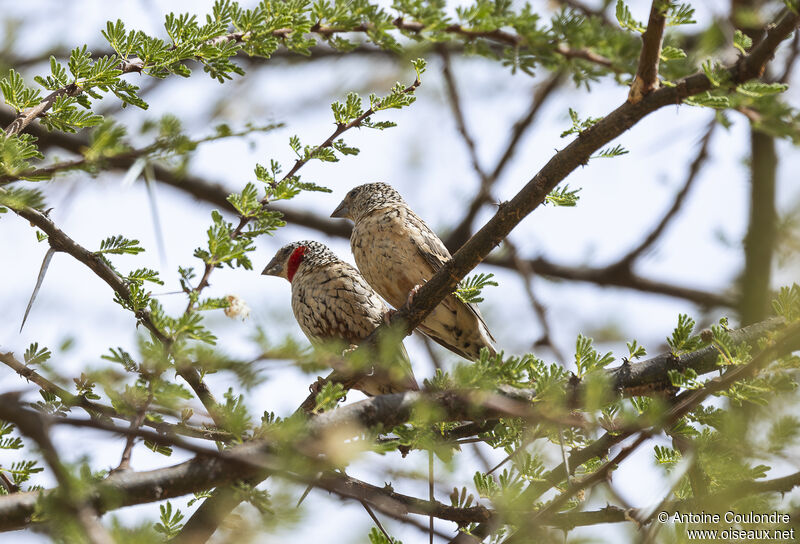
[330,199,349,219]
[262,257,283,276]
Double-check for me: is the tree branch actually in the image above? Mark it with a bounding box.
[382,9,798,349]
[444,72,564,252]
[0,398,114,544]
[613,117,716,267]
[1,108,734,308]
[6,204,224,427]
[628,0,668,103]
[0,351,230,442]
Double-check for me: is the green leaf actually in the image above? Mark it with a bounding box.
[127,268,164,285]
[685,91,730,109]
[615,0,646,33]
[454,273,498,304]
[627,340,647,360]
[772,284,800,322]
[154,502,184,537]
[102,347,139,372]
[733,29,753,54]
[667,314,704,355]
[593,144,629,159]
[24,342,51,366]
[736,81,788,98]
[660,46,687,61]
[574,334,614,377]
[561,108,601,137]
[0,69,41,112]
[666,3,695,26]
[97,235,145,255]
[545,185,581,206]
[227,182,261,217]
[314,382,347,413]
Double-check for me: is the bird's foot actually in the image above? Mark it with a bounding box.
[341,344,359,356]
[309,376,327,395]
[406,283,422,307]
[382,308,397,325]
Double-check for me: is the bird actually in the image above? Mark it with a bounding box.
[331,182,497,362]
[262,240,418,395]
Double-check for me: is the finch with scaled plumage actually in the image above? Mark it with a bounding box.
[262,240,418,395]
[331,183,497,362]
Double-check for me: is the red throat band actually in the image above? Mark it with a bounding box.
[287,246,307,282]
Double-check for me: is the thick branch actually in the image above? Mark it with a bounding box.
[2,109,732,308]
[382,9,798,346]
[740,129,777,324]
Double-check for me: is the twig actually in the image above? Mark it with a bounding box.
[504,238,565,361]
[440,46,489,186]
[376,9,800,352]
[6,205,224,427]
[628,0,668,103]
[501,433,651,544]
[114,384,155,473]
[5,16,618,138]
[0,351,231,442]
[553,0,614,26]
[3,109,734,308]
[614,118,717,266]
[444,72,564,251]
[184,71,422,314]
[0,399,114,544]
[360,499,394,542]
[4,84,82,136]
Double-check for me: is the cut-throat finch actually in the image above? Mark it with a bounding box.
[262,240,418,395]
[331,182,497,362]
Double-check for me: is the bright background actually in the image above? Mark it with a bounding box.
[1,0,799,542]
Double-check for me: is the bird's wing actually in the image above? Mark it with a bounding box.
[404,208,452,273]
[404,209,496,343]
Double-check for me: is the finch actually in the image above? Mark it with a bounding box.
[262,240,418,395]
[331,183,497,362]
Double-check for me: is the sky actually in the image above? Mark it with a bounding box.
[1,0,799,542]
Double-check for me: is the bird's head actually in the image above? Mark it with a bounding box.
[331,182,405,223]
[262,240,334,282]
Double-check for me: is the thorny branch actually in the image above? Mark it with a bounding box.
[444,71,564,252]
[4,313,799,536]
[6,205,225,428]
[376,9,799,350]
[1,6,798,543]
[4,16,617,138]
[0,318,796,537]
[0,351,231,441]
[184,71,422,314]
[0,107,733,308]
[0,399,114,544]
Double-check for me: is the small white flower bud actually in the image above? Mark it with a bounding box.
[224,294,250,321]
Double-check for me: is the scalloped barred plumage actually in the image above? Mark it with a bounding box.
[331,183,498,362]
[262,240,418,395]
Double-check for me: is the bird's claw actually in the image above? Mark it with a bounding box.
[309,376,326,395]
[382,308,397,325]
[406,283,422,306]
